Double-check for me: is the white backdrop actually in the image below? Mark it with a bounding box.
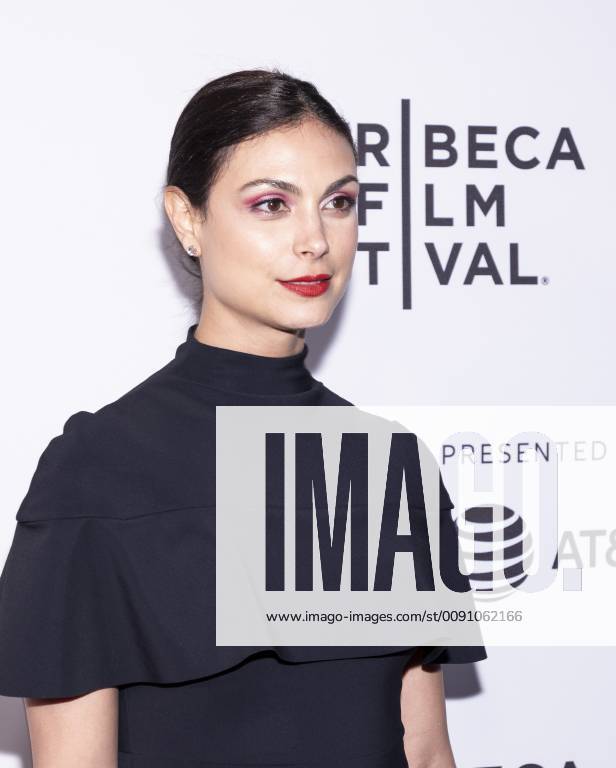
[1,1,614,767]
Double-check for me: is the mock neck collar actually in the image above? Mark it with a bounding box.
[172,323,318,396]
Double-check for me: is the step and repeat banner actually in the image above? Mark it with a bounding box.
[0,2,613,767]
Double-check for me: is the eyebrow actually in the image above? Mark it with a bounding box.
[238,174,359,198]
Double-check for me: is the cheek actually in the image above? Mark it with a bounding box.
[328,221,358,270]
[202,226,278,301]
[219,213,283,268]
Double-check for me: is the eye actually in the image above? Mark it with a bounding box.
[251,197,288,215]
[325,194,357,212]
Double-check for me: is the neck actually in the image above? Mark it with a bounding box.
[172,323,318,397]
[194,309,306,359]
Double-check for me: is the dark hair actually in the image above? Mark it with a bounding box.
[165,67,358,294]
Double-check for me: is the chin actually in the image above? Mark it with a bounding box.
[274,308,330,334]
[291,304,332,326]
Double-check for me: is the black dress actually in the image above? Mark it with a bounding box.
[0,324,487,767]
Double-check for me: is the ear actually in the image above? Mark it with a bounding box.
[163,186,202,254]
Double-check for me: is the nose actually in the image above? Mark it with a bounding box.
[292,211,329,259]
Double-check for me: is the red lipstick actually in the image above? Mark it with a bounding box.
[277,274,331,298]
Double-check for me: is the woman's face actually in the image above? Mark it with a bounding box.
[188,118,359,346]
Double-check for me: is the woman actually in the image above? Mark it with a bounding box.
[0,68,486,767]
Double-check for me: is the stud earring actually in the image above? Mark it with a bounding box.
[186,245,199,258]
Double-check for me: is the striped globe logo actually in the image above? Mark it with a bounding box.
[455,504,531,602]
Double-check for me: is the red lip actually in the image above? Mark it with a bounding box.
[279,274,331,282]
[277,274,331,298]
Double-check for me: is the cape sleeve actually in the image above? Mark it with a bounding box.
[2,409,453,699]
[0,409,219,699]
[420,468,488,668]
